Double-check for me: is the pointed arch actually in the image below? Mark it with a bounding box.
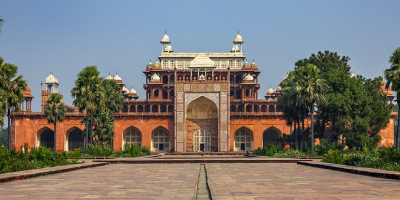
[263,126,281,147]
[234,127,253,151]
[151,126,170,152]
[36,126,54,149]
[65,126,84,151]
[123,126,142,149]
[187,96,218,119]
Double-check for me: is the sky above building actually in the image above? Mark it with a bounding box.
[0,0,400,119]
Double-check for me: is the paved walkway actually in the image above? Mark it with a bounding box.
[1,163,400,199]
[206,163,400,199]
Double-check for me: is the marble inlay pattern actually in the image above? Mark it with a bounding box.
[185,93,219,109]
[198,84,206,92]
[177,112,184,123]
[220,142,227,151]
[177,92,184,103]
[176,143,183,152]
[214,84,220,92]
[177,131,184,142]
[184,84,191,92]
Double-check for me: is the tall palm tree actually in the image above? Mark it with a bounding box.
[44,93,67,153]
[0,17,3,34]
[0,57,27,149]
[384,46,400,151]
[71,66,104,146]
[294,64,327,152]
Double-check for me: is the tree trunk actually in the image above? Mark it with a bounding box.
[85,119,88,154]
[301,109,305,151]
[7,108,10,150]
[311,106,315,152]
[290,122,293,149]
[54,121,57,153]
[297,119,300,150]
[90,119,93,144]
[397,109,400,151]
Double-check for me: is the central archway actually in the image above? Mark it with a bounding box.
[186,96,218,152]
[193,128,211,152]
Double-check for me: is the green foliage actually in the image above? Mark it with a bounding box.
[322,149,345,164]
[273,149,308,157]
[85,142,113,157]
[113,144,152,157]
[253,144,277,156]
[322,147,400,172]
[315,139,345,156]
[0,127,8,147]
[44,93,67,152]
[0,145,80,174]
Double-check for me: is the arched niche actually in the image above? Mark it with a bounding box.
[263,127,281,147]
[65,127,84,151]
[186,96,218,119]
[36,127,54,149]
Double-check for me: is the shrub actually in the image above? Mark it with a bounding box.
[322,149,345,164]
[86,142,113,157]
[252,144,277,156]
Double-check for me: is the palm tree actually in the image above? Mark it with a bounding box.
[44,93,67,153]
[294,64,327,152]
[0,57,27,149]
[384,46,400,151]
[0,16,3,34]
[71,66,104,146]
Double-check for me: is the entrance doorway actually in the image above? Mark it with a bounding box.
[193,128,211,152]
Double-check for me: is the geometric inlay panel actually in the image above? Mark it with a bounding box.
[185,93,220,109]
[220,143,227,151]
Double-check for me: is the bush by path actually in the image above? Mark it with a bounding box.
[322,147,400,171]
[0,145,81,174]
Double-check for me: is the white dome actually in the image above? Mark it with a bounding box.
[267,86,274,93]
[350,73,356,78]
[106,73,113,80]
[113,74,122,81]
[151,73,160,80]
[122,86,129,93]
[275,85,282,91]
[130,87,137,94]
[244,74,254,81]
[161,33,170,43]
[283,73,288,80]
[230,44,239,52]
[46,73,58,84]
[234,33,243,43]
[164,44,173,52]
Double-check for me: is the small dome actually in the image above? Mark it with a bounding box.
[283,73,288,80]
[244,74,254,81]
[242,60,251,68]
[234,33,243,43]
[46,73,58,84]
[106,72,113,80]
[153,60,161,68]
[199,74,205,80]
[130,87,137,94]
[164,44,173,52]
[151,73,160,80]
[160,33,170,43]
[230,44,239,52]
[267,86,274,94]
[350,73,356,78]
[23,86,31,97]
[122,86,129,93]
[251,60,258,68]
[113,74,122,81]
[146,60,153,68]
[275,85,282,91]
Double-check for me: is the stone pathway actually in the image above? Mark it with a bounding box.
[2,163,400,199]
[0,164,199,199]
[206,163,400,199]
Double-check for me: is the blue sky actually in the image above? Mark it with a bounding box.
[0,0,400,118]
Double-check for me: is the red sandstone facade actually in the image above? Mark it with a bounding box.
[10,33,396,152]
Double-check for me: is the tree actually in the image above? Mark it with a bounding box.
[44,93,67,152]
[0,57,27,149]
[293,64,327,152]
[384,46,400,151]
[0,16,3,34]
[91,79,123,145]
[71,66,104,147]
